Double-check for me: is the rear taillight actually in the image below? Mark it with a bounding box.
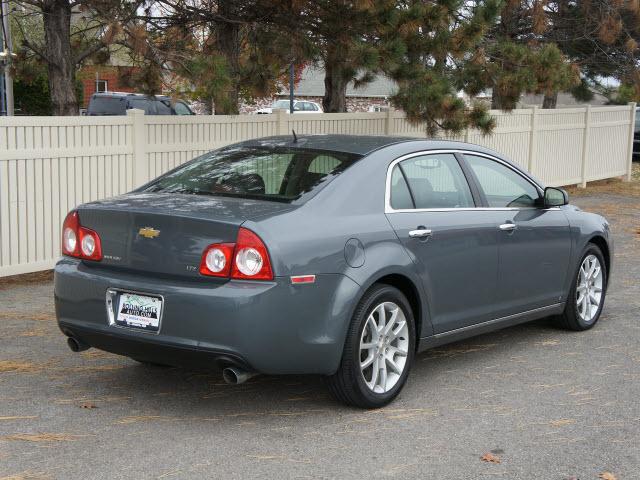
[199,227,273,281]
[231,228,273,280]
[61,211,102,261]
[200,243,235,277]
[62,211,80,257]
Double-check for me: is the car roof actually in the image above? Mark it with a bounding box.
[235,134,499,156]
[91,92,172,101]
[236,135,416,155]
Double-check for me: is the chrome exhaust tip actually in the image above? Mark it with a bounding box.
[222,367,256,385]
[67,337,90,353]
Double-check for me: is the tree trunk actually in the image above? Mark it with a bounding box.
[542,91,558,109]
[214,0,240,115]
[491,88,504,110]
[200,97,214,115]
[42,0,78,116]
[322,52,348,113]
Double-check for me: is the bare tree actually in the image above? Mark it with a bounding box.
[14,0,141,115]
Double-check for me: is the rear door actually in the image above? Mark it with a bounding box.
[462,153,571,317]
[385,152,501,334]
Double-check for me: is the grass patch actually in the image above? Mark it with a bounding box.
[0,472,53,480]
[0,361,42,373]
[0,271,53,289]
[2,433,88,442]
[566,163,640,197]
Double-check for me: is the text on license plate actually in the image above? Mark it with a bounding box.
[116,293,162,331]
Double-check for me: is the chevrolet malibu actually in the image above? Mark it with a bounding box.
[55,135,611,408]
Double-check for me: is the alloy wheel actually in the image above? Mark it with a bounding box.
[359,302,409,394]
[576,254,603,323]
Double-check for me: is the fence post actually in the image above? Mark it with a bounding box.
[275,108,288,135]
[385,107,395,135]
[127,109,149,188]
[527,106,538,174]
[579,105,591,188]
[625,102,636,182]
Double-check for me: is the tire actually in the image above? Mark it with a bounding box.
[554,243,607,331]
[325,284,416,408]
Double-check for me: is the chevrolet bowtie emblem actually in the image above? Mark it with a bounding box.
[138,227,160,239]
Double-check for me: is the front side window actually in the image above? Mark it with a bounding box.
[464,154,540,208]
[394,153,474,209]
[144,146,362,203]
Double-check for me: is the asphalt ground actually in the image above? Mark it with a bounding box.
[0,189,639,480]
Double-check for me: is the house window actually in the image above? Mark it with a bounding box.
[95,80,108,93]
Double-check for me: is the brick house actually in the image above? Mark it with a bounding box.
[77,65,139,109]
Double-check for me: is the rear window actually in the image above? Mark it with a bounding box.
[143,146,362,203]
[87,96,126,115]
[128,98,155,114]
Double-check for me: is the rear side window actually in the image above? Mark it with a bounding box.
[128,98,155,114]
[155,100,173,115]
[396,154,474,209]
[464,154,539,208]
[174,102,193,115]
[390,166,413,210]
[87,97,126,115]
[144,146,362,203]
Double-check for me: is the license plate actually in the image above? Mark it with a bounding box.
[115,293,163,332]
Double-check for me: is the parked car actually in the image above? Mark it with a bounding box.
[87,92,194,116]
[55,135,612,408]
[255,99,323,114]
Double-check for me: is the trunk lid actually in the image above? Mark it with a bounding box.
[77,193,294,279]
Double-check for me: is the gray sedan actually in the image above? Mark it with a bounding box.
[55,135,612,408]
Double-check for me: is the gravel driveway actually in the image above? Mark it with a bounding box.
[1,191,639,480]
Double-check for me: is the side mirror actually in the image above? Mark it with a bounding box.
[543,187,569,208]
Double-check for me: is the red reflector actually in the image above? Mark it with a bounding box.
[291,275,316,284]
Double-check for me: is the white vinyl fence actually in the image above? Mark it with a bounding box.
[0,104,635,277]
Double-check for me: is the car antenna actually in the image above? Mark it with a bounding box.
[292,129,298,143]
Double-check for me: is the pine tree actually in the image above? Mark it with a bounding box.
[545,0,640,105]
[468,0,580,110]
[143,0,298,114]
[285,0,502,132]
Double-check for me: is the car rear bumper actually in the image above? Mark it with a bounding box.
[55,258,360,375]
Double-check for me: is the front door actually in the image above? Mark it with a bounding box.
[385,152,501,334]
[462,154,572,318]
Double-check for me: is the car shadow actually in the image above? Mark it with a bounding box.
[74,316,572,417]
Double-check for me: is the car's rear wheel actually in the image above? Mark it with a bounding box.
[554,244,607,331]
[325,284,415,408]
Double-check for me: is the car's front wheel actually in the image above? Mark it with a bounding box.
[326,284,416,408]
[554,243,607,331]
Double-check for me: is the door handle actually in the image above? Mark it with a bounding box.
[499,223,517,232]
[409,229,433,238]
